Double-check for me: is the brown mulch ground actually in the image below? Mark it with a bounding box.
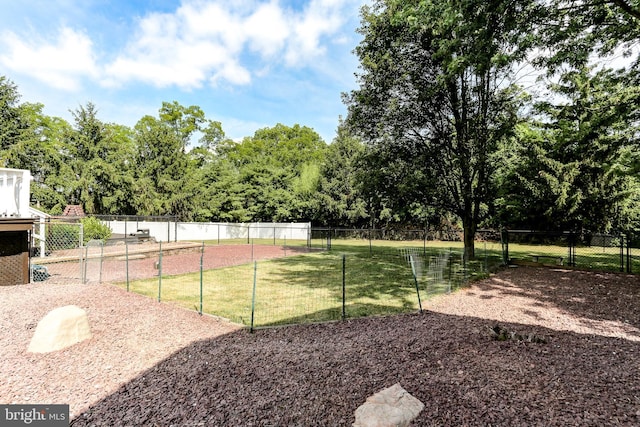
[2,266,640,426]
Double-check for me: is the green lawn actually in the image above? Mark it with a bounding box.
[117,238,629,329]
[119,241,494,328]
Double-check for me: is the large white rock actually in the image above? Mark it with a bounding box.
[28,305,92,353]
[353,383,424,427]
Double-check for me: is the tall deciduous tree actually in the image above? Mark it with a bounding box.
[345,0,534,258]
[212,123,326,222]
[535,0,640,71]
[495,67,640,232]
[159,101,206,150]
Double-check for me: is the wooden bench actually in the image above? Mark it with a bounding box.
[529,254,564,265]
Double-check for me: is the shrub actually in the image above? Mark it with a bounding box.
[81,217,112,244]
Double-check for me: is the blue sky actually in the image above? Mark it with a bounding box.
[0,0,368,143]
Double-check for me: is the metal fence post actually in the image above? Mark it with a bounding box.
[158,241,163,302]
[250,261,257,333]
[409,255,423,313]
[501,228,509,265]
[83,244,88,284]
[626,234,631,274]
[79,224,85,284]
[423,228,427,256]
[200,241,204,315]
[620,235,625,272]
[125,241,129,292]
[342,254,346,320]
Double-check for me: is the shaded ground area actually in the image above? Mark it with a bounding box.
[1,266,640,425]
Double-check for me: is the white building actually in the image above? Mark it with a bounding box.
[0,168,31,218]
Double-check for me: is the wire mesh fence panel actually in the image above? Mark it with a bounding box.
[504,231,570,266]
[504,231,627,272]
[475,241,504,273]
[342,249,419,319]
[252,252,344,328]
[425,250,452,297]
[201,261,255,326]
[199,243,256,325]
[83,240,104,284]
[31,222,83,285]
[574,234,624,272]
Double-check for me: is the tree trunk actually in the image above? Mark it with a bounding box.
[462,215,476,261]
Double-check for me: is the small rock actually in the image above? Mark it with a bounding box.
[353,383,424,427]
[28,305,92,353]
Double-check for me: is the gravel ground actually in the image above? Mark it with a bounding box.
[41,243,312,284]
[2,266,640,426]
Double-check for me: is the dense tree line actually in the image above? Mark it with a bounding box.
[344,0,640,257]
[0,80,370,226]
[1,0,639,257]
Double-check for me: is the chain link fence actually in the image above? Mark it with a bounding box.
[30,221,83,284]
[502,230,640,273]
[25,222,640,329]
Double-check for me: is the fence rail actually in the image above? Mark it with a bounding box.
[52,238,500,329]
[502,230,640,273]
[24,224,640,330]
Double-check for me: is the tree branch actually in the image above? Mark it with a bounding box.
[609,0,640,20]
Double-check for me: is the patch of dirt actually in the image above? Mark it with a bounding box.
[42,243,312,284]
[2,266,640,426]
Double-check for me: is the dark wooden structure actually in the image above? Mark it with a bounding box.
[0,218,34,286]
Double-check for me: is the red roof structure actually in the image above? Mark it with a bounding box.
[62,205,85,217]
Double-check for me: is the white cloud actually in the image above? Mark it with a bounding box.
[103,0,357,88]
[210,61,252,86]
[243,2,290,57]
[0,0,363,92]
[0,27,99,91]
[284,0,345,65]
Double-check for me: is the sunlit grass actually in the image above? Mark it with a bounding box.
[116,238,628,328]
[117,245,435,327]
